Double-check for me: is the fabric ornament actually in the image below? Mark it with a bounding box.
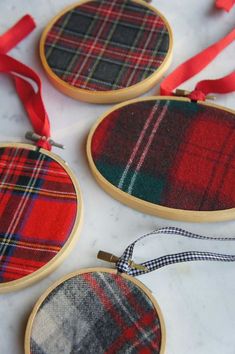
[25,226,235,353]
[40,0,173,103]
[0,16,83,293]
[87,28,235,222]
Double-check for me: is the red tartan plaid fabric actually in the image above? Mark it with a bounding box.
[30,271,162,353]
[44,0,170,91]
[0,146,78,283]
[90,99,235,212]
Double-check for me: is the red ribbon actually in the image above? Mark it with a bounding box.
[0,15,35,54]
[215,0,235,12]
[0,15,51,150]
[160,29,235,101]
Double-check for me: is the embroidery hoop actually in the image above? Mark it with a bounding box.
[25,226,235,353]
[0,143,83,293]
[87,96,235,223]
[39,0,173,103]
[24,267,166,354]
[87,29,235,222]
[0,17,83,293]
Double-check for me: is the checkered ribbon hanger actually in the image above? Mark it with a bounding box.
[98,227,235,276]
[0,15,62,151]
[160,28,235,101]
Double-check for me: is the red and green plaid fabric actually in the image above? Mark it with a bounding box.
[0,146,78,283]
[30,271,162,353]
[44,0,170,91]
[91,99,235,211]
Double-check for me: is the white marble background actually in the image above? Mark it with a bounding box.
[0,0,235,353]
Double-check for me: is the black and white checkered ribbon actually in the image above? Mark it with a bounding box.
[116,227,235,276]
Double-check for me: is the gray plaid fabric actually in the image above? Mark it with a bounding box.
[30,271,162,353]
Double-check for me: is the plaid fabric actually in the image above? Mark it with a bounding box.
[30,271,162,353]
[0,146,78,283]
[91,99,235,211]
[44,0,170,91]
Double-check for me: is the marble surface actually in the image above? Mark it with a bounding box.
[1,0,235,353]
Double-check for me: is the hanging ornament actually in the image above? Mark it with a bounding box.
[87,29,235,222]
[25,227,235,353]
[0,16,83,293]
[40,0,173,103]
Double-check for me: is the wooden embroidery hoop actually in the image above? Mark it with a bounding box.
[39,0,173,104]
[24,267,166,354]
[87,95,235,223]
[0,142,83,293]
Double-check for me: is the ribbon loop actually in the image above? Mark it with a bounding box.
[188,89,206,102]
[0,15,35,54]
[160,29,235,101]
[0,16,52,150]
[101,227,235,277]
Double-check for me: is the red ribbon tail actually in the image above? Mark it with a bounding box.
[0,15,35,54]
[0,16,52,151]
[215,0,235,11]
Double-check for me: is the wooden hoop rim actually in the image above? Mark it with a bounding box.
[24,267,166,354]
[87,96,235,222]
[39,0,173,104]
[0,142,83,293]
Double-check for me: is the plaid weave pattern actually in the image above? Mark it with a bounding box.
[0,147,78,283]
[44,0,170,91]
[30,271,162,353]
[91,99,235,211]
